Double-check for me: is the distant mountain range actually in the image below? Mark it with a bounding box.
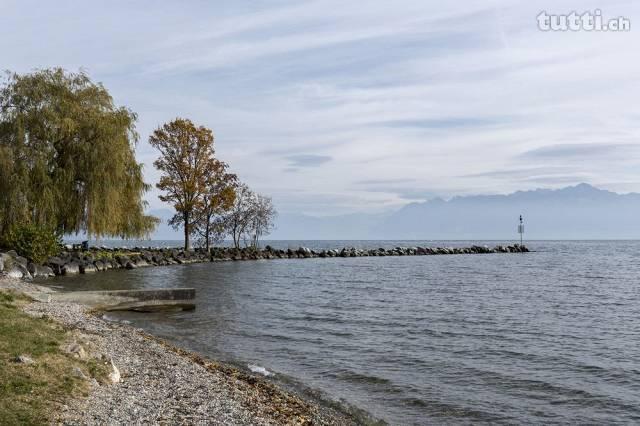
[149,184,640,241]
[267,184,640,240]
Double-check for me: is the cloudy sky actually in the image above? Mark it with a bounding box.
[3,0,640,216]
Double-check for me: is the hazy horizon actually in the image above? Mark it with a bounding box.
[81,182,640,241]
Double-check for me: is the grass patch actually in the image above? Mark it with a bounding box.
[0,290,106,425]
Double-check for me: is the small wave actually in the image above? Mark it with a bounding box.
[248,364,273,376]
[337,370,391,385]
[101,314,131,324]
[402,397,507,421]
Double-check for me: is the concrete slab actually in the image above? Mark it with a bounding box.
[49,288,196,312]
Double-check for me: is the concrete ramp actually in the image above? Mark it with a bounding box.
[49,288,196,312]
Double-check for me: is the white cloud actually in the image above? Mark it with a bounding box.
[2,0,640,215]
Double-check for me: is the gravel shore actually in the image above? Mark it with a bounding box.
[0,277,358,425]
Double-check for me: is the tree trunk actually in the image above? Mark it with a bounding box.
[233,226,240,249]
[204,218,210,251]
[183,211,190,250]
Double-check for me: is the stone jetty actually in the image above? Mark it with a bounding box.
[0,244,529,280]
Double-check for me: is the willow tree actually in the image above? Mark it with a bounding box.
[0,68,158,239]
[149,118,224,250]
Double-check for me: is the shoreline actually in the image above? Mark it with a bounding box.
[0,276,363,425]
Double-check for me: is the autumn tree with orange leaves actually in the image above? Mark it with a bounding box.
[192,160,237,250]
[149,118,233,250]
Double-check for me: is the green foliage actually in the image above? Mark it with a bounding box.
[2,225,61,263]
[0,68,158,240]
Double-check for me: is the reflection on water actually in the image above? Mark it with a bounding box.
[49,241,640,424]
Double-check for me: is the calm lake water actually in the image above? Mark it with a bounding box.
[49,241,640,424]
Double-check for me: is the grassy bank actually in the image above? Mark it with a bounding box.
[0,291,106,425]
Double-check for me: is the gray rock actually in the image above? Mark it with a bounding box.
[47,256,66,275]
[14,354,35,364]
[27,263,55,278]
[63,262,81,275]
[65,342,88,360]
[6,266,24,279]
[71,366,89,380]
[116,256,130,267]
[40,265,55,277]
[80,263,97,273]
[14,256,28,267]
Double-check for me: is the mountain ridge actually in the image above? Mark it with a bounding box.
[149,184,640,240]
[268,183,640,240]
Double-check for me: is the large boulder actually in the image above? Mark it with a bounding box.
[27,262,38,275]
[14,256,28,267]
[80,263,97,273]
[6,266,24,279]
[47,257,66,275]
[116,256,130,267]
[297,247,312,258]
[63,262,80,275]
[39,265,55,277]
[27,263,55,278]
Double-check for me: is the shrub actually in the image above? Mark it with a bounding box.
[2,225,62,263]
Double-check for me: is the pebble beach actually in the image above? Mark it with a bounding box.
[0,277,357,425]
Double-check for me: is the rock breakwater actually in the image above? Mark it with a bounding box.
[0,244,529,279]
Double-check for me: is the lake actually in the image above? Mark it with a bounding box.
[49,241,640,424]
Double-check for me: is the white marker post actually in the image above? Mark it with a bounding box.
[518,215,524,247]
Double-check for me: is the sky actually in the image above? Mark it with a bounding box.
[2,0,640,217]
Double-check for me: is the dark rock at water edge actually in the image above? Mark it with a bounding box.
[27,262,55,278]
